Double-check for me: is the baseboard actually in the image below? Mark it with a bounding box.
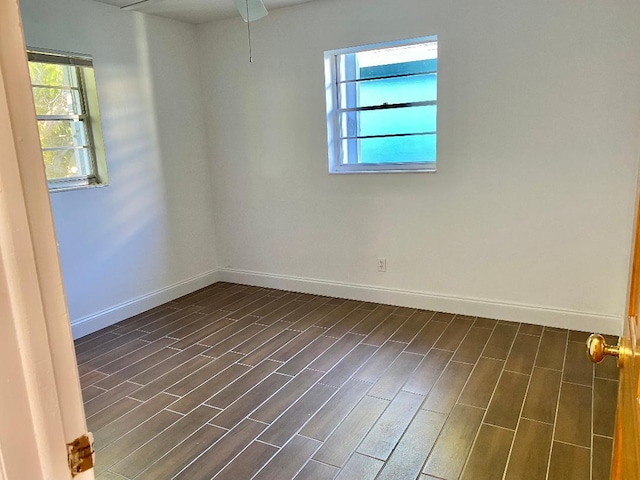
[219,268,623,335]
[71,269,221,339]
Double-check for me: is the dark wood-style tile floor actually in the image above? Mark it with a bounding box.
[76,282,618,480]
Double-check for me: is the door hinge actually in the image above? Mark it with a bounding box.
[67,433,94,477]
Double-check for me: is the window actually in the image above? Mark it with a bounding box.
[27,49,108,191]
[324,36,438,173]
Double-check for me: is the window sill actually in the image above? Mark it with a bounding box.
[48,182,108,194]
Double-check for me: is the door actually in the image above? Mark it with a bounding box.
[0,1,93,479]
[588,172,640,479]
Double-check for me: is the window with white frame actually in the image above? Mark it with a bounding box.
[27,49,108,191]
[324,36,438,173]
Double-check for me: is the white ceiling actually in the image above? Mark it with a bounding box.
[92,0,319,25]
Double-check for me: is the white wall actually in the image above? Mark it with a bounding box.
[198,0,640,334]
[20,0,219,337]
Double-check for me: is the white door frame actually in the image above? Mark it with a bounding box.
[0,1,92,479]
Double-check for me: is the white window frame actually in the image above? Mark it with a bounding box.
[324,36,438,174]
[27,48,109,192]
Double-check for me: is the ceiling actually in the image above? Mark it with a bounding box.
[93,0,319,25]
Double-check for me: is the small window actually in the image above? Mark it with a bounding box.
[324,36,438,174]
[27,49,108,191]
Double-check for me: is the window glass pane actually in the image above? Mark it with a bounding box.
[32,87,83,116]
[340,73,436,109]
[342,134,436,165]
[37,120,89,149]
[28,62,79,88]
[338,42,437,82]
[340,105,437,138]
[42,148,92,180]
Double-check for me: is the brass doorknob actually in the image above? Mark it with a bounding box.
[586,334,619,364]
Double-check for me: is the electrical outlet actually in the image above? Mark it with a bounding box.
[377,257,387,272]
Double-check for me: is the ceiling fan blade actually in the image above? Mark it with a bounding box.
[232,0,268,22]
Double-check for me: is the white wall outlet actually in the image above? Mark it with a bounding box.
[377,257,387,272]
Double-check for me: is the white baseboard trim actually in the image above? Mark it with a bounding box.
[219,268,623,336]
[71,269,221,339]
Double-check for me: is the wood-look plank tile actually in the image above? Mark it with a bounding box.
[547,441,590,480]
[362,314,407,347]
[129,354,213,402]
[162,310,228,341]
[288,303,341,331]
[218,289,270,315]
[402,349,452,396]
[595,356,619,381]
[505,333,539,374]
[567,329,590,343]
[504,419,553,480]
[484,371,529,430]
[554,382,592,447]
[301,379,371,441]
[460,424,514,480]
[394,306,417,317]
[242,329,300,366]
[319,344,378,387]
[353,340,405,384]
[84,381,141,418]
[96,338,175,375]
[254,436,322,480]
[77,337,147,371]
[129,344,208,385]
[269,327,325,363]
[563,340,594,386]
[224,292,281,320]
[323,308,371,338]
[389,311,435,343]
[174,419,267,480]
[422,361,474,414]
[313,395,388,467]
[95,347,179,390]
[86,397,142,433]
[206,360,282,409]
[592,435,613,480]
[518,323,543,336]
[293,460,339,480]
[308,333,363,372]
[166,351,244,396]
[422,404,484,479]
[357,391,423,460]
[138,307,206,340]
[335,453,383,480]
[171,363,250,414]
[92,393,176,449]
[482,323,518,360]
[432,312,455,323]
[521,367,562,424]
[79,370,109,389]
[197,290,256,315]
[277,335,337,376]
[202,323,267,358]
[405,320,448,355]
[114,307,178,334]
[535,329,567,370]
[313,301,361,329]
[136,424,227,480]
[433,316,475,351]
[593,378,618,437]
[110,405,219,478]
[251,369,324,424]
[453,326,492,364]
[368,352,422,400]
[74,327,120,350]
[82,385,106,403]
[458,357,504,409]
[169,317,235,349]
[197,315,260,348]
[234,321,289,354]
[376,410,446,480]
[212,373,291,429]
[278,297,332,324]
[473,317,498,329]
[350,306,395,336]
[258,383,337,446]
[94,410,181,474]
[214,441,278,480]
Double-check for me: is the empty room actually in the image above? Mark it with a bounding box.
[2,0,640,479]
